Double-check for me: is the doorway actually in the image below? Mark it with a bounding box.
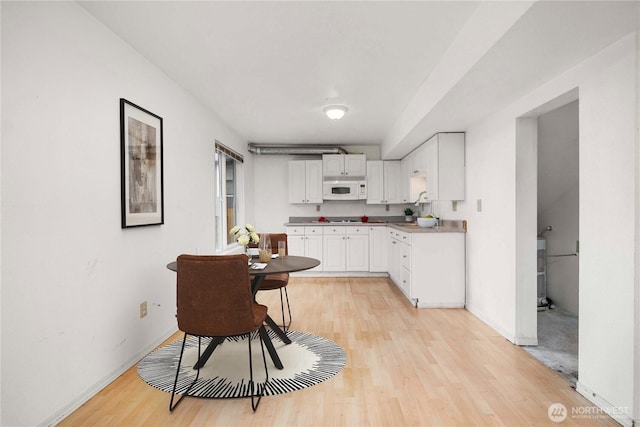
[520,97,580,386]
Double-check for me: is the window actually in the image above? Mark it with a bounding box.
[214,141,244,252]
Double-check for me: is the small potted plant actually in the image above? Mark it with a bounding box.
[403,208,414,222]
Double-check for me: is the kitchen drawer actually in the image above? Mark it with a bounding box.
[400,242,411,270]
[323,226,346,235]
[397,231,411,245]
[347,226,368,235]
[286,226,305,236]
[304,226,323,235]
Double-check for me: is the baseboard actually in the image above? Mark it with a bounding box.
[290,271,389,278]
[514,336,538,346]
[465,303,518,344]
[416,301,465,308]
[41,327,178,427]
[575,382,633,427]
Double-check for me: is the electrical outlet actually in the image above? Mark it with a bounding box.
[140,301,148,319]
[477,199,482,212]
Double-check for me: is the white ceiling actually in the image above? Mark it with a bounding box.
[79,1,639,158]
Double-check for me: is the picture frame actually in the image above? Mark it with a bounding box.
[120,98,164,228]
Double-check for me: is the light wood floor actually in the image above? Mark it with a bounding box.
[59,277,616,426]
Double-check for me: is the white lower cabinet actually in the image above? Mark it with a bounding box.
[323,226,369,272]
[345,230,369,271]
[287,224,464,306]
[368,226,388,272]
[286,226,323,271]
[388,228,465,308]
[323,228,346,271]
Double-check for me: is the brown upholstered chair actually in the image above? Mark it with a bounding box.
[170,254,269,412]
[250,233,292,331]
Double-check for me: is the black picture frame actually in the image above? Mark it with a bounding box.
[120,99,164,228]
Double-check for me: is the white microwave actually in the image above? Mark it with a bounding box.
[323,180,367,200]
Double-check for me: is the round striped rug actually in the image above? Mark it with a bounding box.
[138,330,346,398]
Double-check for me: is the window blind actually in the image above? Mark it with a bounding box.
[215,141,243,163]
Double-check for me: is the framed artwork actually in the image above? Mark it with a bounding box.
[120,99,164,228]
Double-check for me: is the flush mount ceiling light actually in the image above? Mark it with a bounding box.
[323,105,348,120]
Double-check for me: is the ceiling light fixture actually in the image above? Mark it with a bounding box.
[323,105,348,120]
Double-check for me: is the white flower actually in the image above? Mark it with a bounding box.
[237,234,250,246]
[230,223,261,246]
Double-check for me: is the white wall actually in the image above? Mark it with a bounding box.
[578,34,636,420]
[437,34,637,423]
[1,3,249,426]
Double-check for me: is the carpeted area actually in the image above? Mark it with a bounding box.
[138,330,346,398]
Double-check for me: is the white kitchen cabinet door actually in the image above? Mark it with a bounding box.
[322,154,366,177]
[288,161,307,203]
[383,161,402,204]
[388,235,401,284]
[287,235,305,256]
[322,154,344,177]
[422,133,465,201]
[305,160,323,203]
[400,156,411,203]
[366,161,384,204]
[400,266,411,299]
[304,234,323,271]
[368,226,388,272]
[424,138,439,201]
[322,234,346,271]
[437,133,465,201]
[288,160,323,204]
[366,160,401,204]
[411,143,427,175]
[343,154,366,176]
[346,234,369,271]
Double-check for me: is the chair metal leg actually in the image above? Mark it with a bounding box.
[280,287,292,332]
[170,334,202,412]
[249,327,270,411]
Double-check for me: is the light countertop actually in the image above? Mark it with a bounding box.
[284,220,465,233]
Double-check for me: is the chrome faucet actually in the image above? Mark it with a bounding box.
[414,191,427,206]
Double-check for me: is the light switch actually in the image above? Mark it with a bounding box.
[477,199,482,212]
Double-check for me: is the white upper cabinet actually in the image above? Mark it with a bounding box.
[400,156,412,203]
[288,160,323,204]
[406,132,465,202]
[410,143,427,175]
[322,154,366,178]
[366,160,402,204]
[425,133,465,200]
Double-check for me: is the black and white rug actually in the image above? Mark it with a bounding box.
[138,330,346,398]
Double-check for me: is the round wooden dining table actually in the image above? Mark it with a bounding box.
[166,255,320,370]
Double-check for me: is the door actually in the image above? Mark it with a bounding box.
[366,161,384,204]
[383,161,402,204]
[323,234,346,271]
[346,234,369,271]
[305,160,323,203]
